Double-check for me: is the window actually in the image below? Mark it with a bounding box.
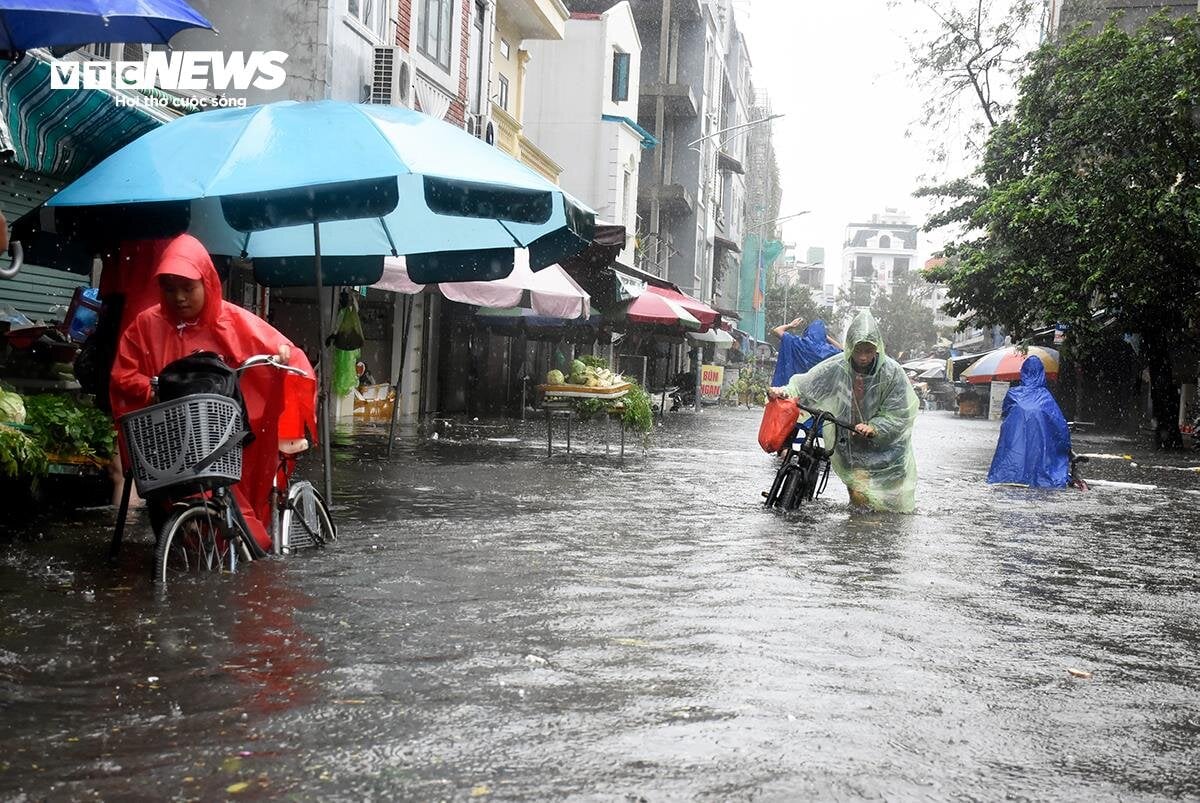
[855,255,873,279]
[878,234,891,249]
[418,0,454,71]
[349,0,386,40]
[497,74,509,111]
[90,42,111,58]
[499,38,510,60]
[612,51,631,102]
[893,256,910,276]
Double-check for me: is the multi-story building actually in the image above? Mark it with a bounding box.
[707,0,753,314]
[488,0,570,182]
[523,2,650,265]
[739,87,782,339]
[1049,0,1197,34]
[841,209,919,308]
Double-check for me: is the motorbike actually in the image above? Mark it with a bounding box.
[668,371,696,411]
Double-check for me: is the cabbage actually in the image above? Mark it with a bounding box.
[546,369,565,384]
[570,359,586,376]
[0,391,25,424]
[569,373,587,385]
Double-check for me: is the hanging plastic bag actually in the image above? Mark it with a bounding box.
[758,397,800,453]
[332,347,360,397]
[331,289,365,351]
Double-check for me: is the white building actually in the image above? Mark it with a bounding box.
[523,2,649,265]
[841,209,919,307]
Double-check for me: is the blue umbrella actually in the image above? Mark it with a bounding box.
[44,99,595,500]
[46,100,593,282]
[0,0,214,54]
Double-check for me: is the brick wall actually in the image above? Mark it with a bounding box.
[397,0,411,49]
[445,0,471,127]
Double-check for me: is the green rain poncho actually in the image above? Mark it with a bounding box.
[783,310,919,512]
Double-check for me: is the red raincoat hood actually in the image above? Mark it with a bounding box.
[155,234,223,327]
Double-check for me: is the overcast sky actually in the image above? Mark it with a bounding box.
[734,0,988,286]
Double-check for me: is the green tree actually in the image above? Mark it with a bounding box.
[896,0,1043,167]
[870,273,941,360]
[763,277,825,336]
[927,15,1200,446]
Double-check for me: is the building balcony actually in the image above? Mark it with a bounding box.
[518,134,562,183]
[497,0,568,40]
[639,83,698,119]
[490,102,561,183]
[491,103,522,158]
[639,182,695,217]
[717,149,744,174]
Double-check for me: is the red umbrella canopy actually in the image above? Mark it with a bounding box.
[643,285,720,330]
[961,346,1060,384]
[615,292,703,330]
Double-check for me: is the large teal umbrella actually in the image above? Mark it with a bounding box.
[42,100,596,501]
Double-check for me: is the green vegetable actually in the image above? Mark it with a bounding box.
[546,369,565,385]
[569,373,587,385]
[619,381,654,435]
[0,424,47,479]
[0,390,25,424]
[23,394,115,459]
[578,355,609,370]
[570,359,586,377]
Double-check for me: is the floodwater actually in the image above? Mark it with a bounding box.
[2,409,1198,801]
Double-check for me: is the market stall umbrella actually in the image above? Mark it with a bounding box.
[961,346,1060,384]
[607,291,702,331]
[0,0,214,54]
[375,251,590,319]
[687,327,735,349]
[643,285,720,330]
[45,100,595,501]
[901,357,945,376]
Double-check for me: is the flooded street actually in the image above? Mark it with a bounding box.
[2,408,1199,801]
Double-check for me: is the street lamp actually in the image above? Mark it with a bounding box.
[685,112,785,153]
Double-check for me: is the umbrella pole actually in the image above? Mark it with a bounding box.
[313,222,334,504]
[387,293,413,458]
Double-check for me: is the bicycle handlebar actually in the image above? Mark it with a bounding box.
[237,354,310,378]
[797,403,868,436]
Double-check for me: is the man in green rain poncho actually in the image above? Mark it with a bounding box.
[768,310,919,512]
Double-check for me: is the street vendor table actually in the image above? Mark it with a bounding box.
[537,383,631,457]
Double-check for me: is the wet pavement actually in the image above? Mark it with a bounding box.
[2,408,1199,801]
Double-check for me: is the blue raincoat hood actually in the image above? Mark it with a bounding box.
[987,356,1071,488]
[772,319,842,386]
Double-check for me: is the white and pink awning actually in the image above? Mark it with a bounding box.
[373,249,590,319]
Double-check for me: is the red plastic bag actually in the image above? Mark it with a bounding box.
[758,397,800,453]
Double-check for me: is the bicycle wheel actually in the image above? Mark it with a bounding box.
[780,464,809,511]
[763,459,792,508]
[280,480,337,552]
[154,502,250,584]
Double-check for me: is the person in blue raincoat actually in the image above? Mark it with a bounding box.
[771,317,842,386]
[987,356,1072,487]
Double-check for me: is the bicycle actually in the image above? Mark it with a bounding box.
[111,354,334,584]
[762,404,857,511]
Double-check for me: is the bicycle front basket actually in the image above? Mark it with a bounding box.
[120,393,245,495]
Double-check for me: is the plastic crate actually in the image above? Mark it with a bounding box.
[120,394,244,495]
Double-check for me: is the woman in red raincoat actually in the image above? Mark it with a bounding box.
[110,234,317,551]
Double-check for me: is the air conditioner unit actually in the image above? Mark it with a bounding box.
[371,46,413,107]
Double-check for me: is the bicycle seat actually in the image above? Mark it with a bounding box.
[279,437,310,456]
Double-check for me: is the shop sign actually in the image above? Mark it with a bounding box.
[701,364,724,401]
[989,381,1010,420]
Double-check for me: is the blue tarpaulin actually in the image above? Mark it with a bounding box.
[772,319,841,386]
[987,356,1071,488]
